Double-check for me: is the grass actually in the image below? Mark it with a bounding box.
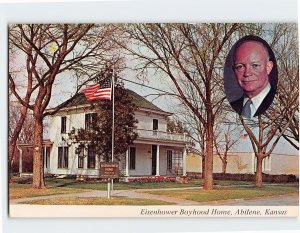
[142,185,299,203]
[9,183,86,200]
[9,177,299,205]
[43,178,253,190]
[44,178,201,190]
[21,197,173,205]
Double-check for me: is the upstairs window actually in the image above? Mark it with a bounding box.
[61,116,67,133]
[153,119,158,131]
[85,113,97,130]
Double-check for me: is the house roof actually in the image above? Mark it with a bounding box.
[127,89,167,113]
[54,89,171,115]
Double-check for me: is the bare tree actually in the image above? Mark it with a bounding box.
[9,103,35,144]
[213,124,240,174]
[238,23,299,187]
[268,23,299,150]
[8,58,33,174]
[176,104,206,178]
[8,102,35,172]
[241,107,297,187]
[125,23,247,190]
[9,24,122,188]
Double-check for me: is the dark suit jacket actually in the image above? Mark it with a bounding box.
[230,88,276,117]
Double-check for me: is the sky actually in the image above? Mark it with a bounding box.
[24,24,299,157]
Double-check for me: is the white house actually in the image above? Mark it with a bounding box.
[42,90,191,179]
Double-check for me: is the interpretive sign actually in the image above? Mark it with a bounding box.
[100,162,119,178]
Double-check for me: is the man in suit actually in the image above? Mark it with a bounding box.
[230,38,275,118]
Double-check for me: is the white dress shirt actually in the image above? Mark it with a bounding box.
[242,83,271,118]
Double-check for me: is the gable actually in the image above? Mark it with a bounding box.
[52,89,171,116]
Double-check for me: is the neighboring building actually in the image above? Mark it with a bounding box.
[187,152,299,176]
[42,90,191,179]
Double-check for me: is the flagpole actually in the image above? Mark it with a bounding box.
[111,69,115,192]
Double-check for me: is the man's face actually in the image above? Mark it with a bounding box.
[234,41,273,98]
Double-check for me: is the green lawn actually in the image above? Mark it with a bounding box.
[43,178,252,190]
[9,183,86,200]
[9,177,299,204]
[21,197,173,205]
[142,185,299,203]
[12,183,299,205]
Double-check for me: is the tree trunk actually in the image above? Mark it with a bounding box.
[203,122,214,190]
[255,155,263,188]
[32,115,46,189]
[222,160,227,174]
[201,155,205,179]
[8,145,16,179]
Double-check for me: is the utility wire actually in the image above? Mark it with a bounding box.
[118,77,222,107]
[119,77,176,96]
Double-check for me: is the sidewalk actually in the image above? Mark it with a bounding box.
[10,187,202,205]
[10,186,299,206]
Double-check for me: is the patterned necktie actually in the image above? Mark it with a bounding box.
[241,99,252,118]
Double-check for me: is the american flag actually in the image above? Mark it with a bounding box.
[81,79,112,101]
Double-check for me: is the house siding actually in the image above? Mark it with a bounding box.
[187,152,298,176]
[267,154,299,175]
[135,111,167,131]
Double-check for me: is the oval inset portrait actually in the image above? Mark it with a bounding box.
[224,35,278,118]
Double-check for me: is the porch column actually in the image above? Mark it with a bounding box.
[182,147,187,176]
[125,148,129,176]
[17,145,22,177]
[156,145,160,176]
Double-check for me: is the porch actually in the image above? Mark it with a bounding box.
[15,141,53,177]
[134,129,190,142]
[120,143,187,178]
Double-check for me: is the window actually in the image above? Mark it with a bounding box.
[78,147,84,169]
[153,119,158,136]
[129,147,136,170]
[167,150,172,170]
[87,145,96,169]
[153,119,158,130]
[43,147,45,168]
[58,147,68,168]
[61,116,67,133]
[44,147,50,169]
[85,113,97,130]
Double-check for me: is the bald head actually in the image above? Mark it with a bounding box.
[233,41,273,98]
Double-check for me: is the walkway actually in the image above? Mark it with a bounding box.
[10,186,299,206]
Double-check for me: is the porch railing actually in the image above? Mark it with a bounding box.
[134,129,190,142]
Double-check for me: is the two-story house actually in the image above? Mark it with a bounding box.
[43,90,191,180]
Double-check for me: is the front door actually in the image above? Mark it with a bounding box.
[151,145,157,175]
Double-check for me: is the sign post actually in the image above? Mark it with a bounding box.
[107,178,111,198]
[100,162,119,199]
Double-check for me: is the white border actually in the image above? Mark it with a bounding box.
[1,1,299,233]
[9,206,299,218]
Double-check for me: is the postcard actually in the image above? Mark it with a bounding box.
[8,21,299,218]
[2,1,300,233]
